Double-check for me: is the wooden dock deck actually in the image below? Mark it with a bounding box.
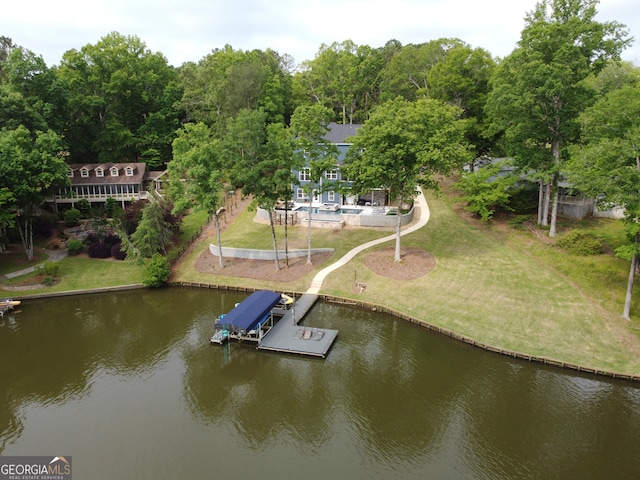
[257,294,338,358]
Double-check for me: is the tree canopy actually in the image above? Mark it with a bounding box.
[485,0,631,236]
[344,98,472,261]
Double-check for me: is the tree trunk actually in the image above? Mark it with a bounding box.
[17,211,34,261]
[284,202,289,268]
[549,175,559,238]
[268,210,280,271]
[306,196,313,265]
[623,251,637,320]
[213,213,224,268]
[542,181,551,227]
[538,180,544,225]
[394,193,403,263]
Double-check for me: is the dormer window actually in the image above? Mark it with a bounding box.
[67,168,74,178]
[80,167,89,178]
[110,167,119,177]
[95,167,104,177]
[125,166,134,176]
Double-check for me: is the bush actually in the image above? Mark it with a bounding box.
[33,215,57,238]
[67,239,84,255]
[87,242,113,258]
[508,215,533,230]
[64,208,82,226]
[103,233,120,246]
[43,262,59,277]
[77,199,91,218]
[557,231,605,256]
[142,253,171,288]
[84,232,98,245]
[111,242,126,260]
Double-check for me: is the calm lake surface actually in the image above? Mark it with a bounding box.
[0,287,639,479]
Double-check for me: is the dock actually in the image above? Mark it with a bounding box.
[257,293,338,358]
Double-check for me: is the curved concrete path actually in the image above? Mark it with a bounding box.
[0,249,68,280]
[306,188,430,294]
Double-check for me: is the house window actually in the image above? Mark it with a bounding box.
[80,168,89,178]
[327,191,335,202]
[125,166,134,176]
[67,168,74,178]
[95,168,104,177]
[299,168,311,182]
[110,167,119,177]
[325,169,338,180]
[296,188,306,200]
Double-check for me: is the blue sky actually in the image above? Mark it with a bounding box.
[2,0,638,68]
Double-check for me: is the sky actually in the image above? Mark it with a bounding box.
[2,0,638,68]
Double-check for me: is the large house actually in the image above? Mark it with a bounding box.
[48,162,166,210]
[293,123,387,208]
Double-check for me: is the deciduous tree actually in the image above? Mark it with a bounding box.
[485,0,631,237]
[0,125,68,259]
[344,98,471,262]
[568,83,640,319]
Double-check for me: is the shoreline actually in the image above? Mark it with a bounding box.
[13,281,639,383]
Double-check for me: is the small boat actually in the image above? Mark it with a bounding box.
[0,299,21,307]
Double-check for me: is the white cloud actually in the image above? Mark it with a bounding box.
[1,0,637,67]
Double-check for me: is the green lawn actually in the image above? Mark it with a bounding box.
[4,192,640,376]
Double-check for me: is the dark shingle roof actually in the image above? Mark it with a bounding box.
[324,123,362,144]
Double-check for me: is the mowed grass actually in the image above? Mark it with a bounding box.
[0,256,142,294]
[173,192,640,375]
[5,190,640,375]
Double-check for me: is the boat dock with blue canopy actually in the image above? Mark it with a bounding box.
[210,290,338,358]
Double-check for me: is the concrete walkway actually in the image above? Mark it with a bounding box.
[0,249,68,280]
[306,188,430,294]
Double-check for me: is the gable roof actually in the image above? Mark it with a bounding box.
[68,162,147,185]
[324,123,362,144]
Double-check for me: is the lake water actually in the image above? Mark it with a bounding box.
[1,287,639,479]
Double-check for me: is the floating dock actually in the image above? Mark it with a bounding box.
[257,293,338,358]
[210,291,338,359]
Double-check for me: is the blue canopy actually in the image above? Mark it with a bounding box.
[221,290,282,333]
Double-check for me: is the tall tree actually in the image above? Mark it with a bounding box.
[58,32,181,165]
[290,105,338,264]
[293,40,384,124]
[427,43,497,158]
[178,46,291,133]
[168,122,227,268]
[485,0,631,237]
[0,126,68,259]
[344,98,472,262]
[223,109,295,270]
[568,83,640,319]
[0,46,67,134]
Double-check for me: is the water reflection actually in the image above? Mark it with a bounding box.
[0,288,639,479]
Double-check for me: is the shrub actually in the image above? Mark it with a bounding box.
[111,242,126,260]
[67,239,84,255]
[103,233,120,245]
[84,232,99,245]
[33,216,57,238]
[87,242,112,258]
[557,231,605,256]
[64,208,82,226]
[77,199,91,218]
[508,215,533,230]
[43,262,59,277]
[142,253,170,288]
